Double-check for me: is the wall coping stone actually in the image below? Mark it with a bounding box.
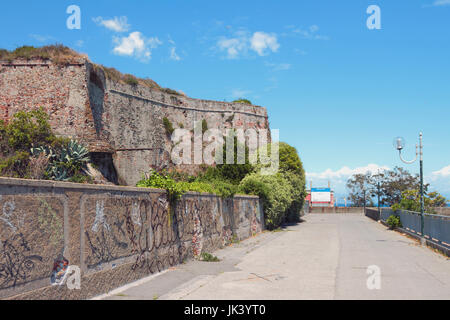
[109,89,269,119]
[0,177,259,199]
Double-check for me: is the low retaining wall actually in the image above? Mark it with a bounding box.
[0,178,264,300]
[433,207,450,216]
[309,207,368,214]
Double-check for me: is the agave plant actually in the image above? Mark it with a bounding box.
[30,139,90,181]
[65,139,90,165]
[30,145,56,160]
[46,164,70,181]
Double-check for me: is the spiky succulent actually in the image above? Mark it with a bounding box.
[30,139,90,181]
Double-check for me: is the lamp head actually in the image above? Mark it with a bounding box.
[393,137,405,151]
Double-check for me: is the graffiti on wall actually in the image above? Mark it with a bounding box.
[83,194,260,275]
[128,195,187,273]
[84,198,130,268]
[0,195,65,290]
[0,188,262,297]
[0,198,24,234]
[38,199,64,248]
[0,233,43,288]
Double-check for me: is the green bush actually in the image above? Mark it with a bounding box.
[233,99,252,105]
[386,215,401,230]
[0,151,31,178]
[252,142,307,224]
[137,170,241,199]
[161,88,181,96]
[124,74,139,86]
[240,173,293,230]
[200,252,220,262]
[204,179,241,198]
[0,108,92,182]
[0,107,53,153]
[137,140,306,231]
[202,119,208,134]
[0,108,54,178]
[283,171,307,223]
[163,117,175,136]
[137,170,185,202]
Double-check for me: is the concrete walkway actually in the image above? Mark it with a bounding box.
[98,213,450,300]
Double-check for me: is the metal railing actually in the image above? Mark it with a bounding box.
[365,208,380,221]
[376,208,450,249]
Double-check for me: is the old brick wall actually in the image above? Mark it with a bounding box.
[0,59,271,186]
[0,59,110,152]
[0,177,264,300]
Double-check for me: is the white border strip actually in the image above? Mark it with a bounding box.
[90,270,170,300]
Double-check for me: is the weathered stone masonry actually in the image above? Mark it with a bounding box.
[0,58,270,186]
[0,177,264,300]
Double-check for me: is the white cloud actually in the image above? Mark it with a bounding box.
[94,16,130,32]
[231,89,252,99]
[170,47,181,61]
[432,165,450,177]
[294,48,307,55]
[265,62,291,71]
[217,31,249,59]
[75,40,84,48]
[307,164,390,180]
[250,32,280,56]
[216,30,279,59]
[113,32,162,61]
[309,25,319,33]
[167,36,181,61]
[427,165,450,196]
[306,164,390,196]
[307,164,450,197]
[431,0,450,6]
[292,25,329,40]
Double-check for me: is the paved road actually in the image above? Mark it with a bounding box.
[98,213,450,300]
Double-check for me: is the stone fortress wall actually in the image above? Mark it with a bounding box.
[0,58,270,186]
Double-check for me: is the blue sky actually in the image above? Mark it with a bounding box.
[1,0,449,197]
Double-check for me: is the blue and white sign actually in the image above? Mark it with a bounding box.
[311,188,331,202]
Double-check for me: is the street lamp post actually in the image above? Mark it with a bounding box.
[374,181,381,217]
[394,133,425,240]
[363,187,366,214]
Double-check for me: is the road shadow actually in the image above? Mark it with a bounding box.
[275,219,307,231]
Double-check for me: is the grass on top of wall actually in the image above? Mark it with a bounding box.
[0,44,183,95]
[0,44,85,65]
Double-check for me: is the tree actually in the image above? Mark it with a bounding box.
[379,167,428,206]
[427,191,447,208]
[392,189,447,214]
[346,167,429,207]
[346,173,374,207]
